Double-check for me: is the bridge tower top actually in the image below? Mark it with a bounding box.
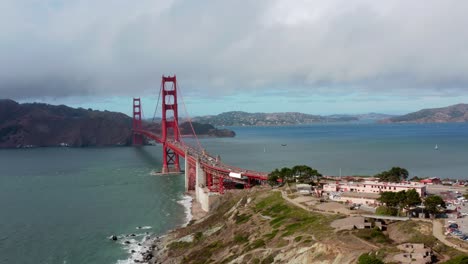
[161,75,181,172]
[132,98,143,145]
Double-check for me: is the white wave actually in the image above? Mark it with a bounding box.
[115,234,155,264]
[136,226,152,230]
[177,194,193,227]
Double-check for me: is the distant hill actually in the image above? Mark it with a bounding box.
[328,113,396,121]
[192,111,360,126]
[381,104,468,123]
[0,100,234,148]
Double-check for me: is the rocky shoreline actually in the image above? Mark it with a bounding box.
[149,191,208,264]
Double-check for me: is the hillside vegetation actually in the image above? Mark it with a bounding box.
[193,111,358,126]
[154,187,467,264]
[381,104,468,123]
[0,99,234,148]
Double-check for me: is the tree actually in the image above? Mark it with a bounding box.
[404,189,422,210]
[378,192,399,208]
[410,176,422,182]
[268,169,282,185]
[424,195,446,217]
[377,189,421,216]
[292,165,322,183]
[280,167,293,182]
[376,167,409,182]
[357,253,384,264]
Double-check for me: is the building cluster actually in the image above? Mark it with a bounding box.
[323,181,426,206]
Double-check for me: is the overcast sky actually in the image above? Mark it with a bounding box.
[1,0,468,116]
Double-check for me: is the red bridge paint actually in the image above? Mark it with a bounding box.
[132,75,268,193]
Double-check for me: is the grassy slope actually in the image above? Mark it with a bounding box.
[160,189,467,264]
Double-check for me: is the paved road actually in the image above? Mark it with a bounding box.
[432,219,468,253]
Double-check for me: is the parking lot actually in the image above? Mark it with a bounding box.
[444,202,468,242]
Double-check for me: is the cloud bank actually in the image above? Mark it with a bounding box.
[1,0,468,100]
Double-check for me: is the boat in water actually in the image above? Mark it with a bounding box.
[434,144,439,150]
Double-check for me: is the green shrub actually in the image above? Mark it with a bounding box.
[355,228,391,244]
[294,236,303,242]
[261,254,275,264]
[234,234,249,244]
[235,213,251,224]
[264,229,279,240]
[194,231,203,241]
[251,239,266,249]
[357,253,384,264]
[375,206,398,216]
[442,255,468,264]
[168,241,191,250]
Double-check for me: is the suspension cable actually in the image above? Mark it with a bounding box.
[152,81,163,123]
[176,81,203,151]
[170,81,185,145]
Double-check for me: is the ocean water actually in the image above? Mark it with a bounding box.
[1,123,467,263]
[196,122,468,179]
[0,147,188,264]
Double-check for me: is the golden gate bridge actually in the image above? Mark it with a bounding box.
[131,75,268,210]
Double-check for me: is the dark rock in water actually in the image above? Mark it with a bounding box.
[138,243,141,246]
[124,241,131,244]
[137,226,142,229]
[144,253,154,261]
[131,249,136,253]
[130,234,136,237]
[110,235,118,241]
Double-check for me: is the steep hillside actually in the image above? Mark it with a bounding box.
[0,100,235,148]
[150,189,466,264]
[381,104,468,123]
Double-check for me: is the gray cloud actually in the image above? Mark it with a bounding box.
[1,0,468,100]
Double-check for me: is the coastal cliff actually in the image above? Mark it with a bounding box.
[149,188,466,264]
[0,99,235,148]
[381,103,468,123]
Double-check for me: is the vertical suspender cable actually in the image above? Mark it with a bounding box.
[152,82,163,123]
[176,82,203,151]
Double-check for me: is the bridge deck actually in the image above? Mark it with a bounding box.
[134,129,269,181]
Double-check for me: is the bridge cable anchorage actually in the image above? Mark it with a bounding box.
[176,82,202,151]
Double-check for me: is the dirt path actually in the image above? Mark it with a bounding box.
[432,219,468,253]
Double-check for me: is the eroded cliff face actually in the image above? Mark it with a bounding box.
[154,190,370,264]
[0,100,235,148]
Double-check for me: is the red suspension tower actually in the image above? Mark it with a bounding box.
[132,98,143,145]
[161,75,181,173]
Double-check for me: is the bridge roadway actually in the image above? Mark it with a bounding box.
[134,129,269,182]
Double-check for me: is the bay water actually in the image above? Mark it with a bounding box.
[1,122,467,264]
